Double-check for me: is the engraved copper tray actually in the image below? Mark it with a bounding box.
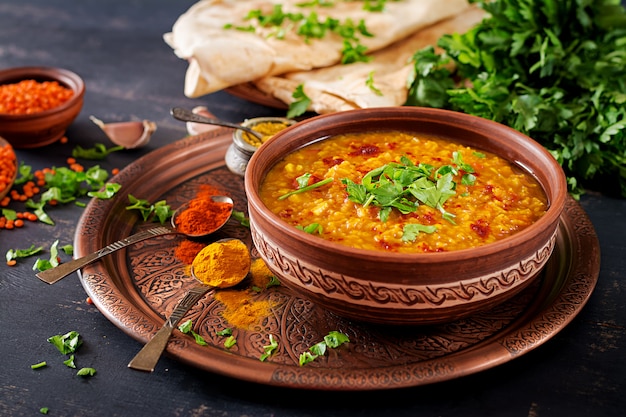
[75,128,600,391]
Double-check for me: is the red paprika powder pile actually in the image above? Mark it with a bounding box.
[174,240,207,265]
[174,184,232,236]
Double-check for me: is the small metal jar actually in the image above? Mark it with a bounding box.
[225,117,295,176]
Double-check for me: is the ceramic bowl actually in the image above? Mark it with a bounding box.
[245,107,568,325]
[0,66,85,148]
[0,136,17,201]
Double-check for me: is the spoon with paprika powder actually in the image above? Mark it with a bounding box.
[36,195,234,285]
[128,238,251,372]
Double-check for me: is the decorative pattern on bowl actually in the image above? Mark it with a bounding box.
[251,225,557,324]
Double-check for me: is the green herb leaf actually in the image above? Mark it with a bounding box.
[299,331,349,366]
[298,351,318,366]
[231,210,250,227]
[14,162,33,185]
[287,84,311,119]
[278,177,333,200]
[2,208,17,221]
[323,330,350,348]
[87,182,121,199]
[39,407,49,414]
[63,354,76,369]
[365,71,383,96]
[296,173,312,189]
[47,331,82,354]
[259,334,279,362]
[191,331,208,346]
[224,335,237,348]
[72,144,124,160]
[216,328,233,337]
[402,224,438,242]
[60,244,73,256]
[76,367,96,377]
[178,319,193,334]
[296,223,322,234]
[266,275,281,288]
[32,240,61,272]
[6,244,43,262]
[308,341,327,357]
[126,195,172,223]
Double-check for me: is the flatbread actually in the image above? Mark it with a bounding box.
[164,0,474,97]
[253,6,485,114]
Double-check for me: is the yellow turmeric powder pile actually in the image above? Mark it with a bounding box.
[214,290,275,329]
[249,257,276,289]
[213,258,278,329]
[192,239,250,288]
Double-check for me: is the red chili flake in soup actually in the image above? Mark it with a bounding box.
[0,79,74,115]
[260,131,548,253]
[349,144,380,157]
[470,219,491,239]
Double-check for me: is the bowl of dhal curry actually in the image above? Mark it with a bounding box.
[244,107,567,325]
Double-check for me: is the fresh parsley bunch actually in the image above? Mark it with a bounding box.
[406,0,626,198]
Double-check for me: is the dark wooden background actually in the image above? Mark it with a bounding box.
[1,1,624,416]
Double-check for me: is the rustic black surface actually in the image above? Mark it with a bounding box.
[1,1,625,416]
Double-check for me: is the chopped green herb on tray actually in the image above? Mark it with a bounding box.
[126,194,173,223]
[299,330,349,366]
[406,0,626,198]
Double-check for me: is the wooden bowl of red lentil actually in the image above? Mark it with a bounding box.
[0,66,85,148]
[245,107,568,325]
[0,136,18,202]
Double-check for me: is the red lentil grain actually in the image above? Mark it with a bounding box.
[0,79,74,115]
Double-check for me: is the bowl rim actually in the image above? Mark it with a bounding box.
[0,66,85,119]
[245,106,568,263]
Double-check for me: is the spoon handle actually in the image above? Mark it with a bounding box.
[170,107,263,139]
[36,226,175,285]
[128,284,213,372]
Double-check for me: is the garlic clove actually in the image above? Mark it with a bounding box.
[185,106,220,136]
[90,116,157,149]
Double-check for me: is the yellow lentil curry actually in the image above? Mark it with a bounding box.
[243,121,291,147]
[259,131,548,253]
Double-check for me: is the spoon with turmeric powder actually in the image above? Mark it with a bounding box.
[36,195,234,285]
[128,238,251,372]
[170,107,265,141]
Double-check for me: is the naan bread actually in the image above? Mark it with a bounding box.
[254,7,485,114]
[164,0,473,97]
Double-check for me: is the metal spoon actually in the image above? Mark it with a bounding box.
[128,239,249,372]
[170,107,264,141]
[36,195,234,285]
